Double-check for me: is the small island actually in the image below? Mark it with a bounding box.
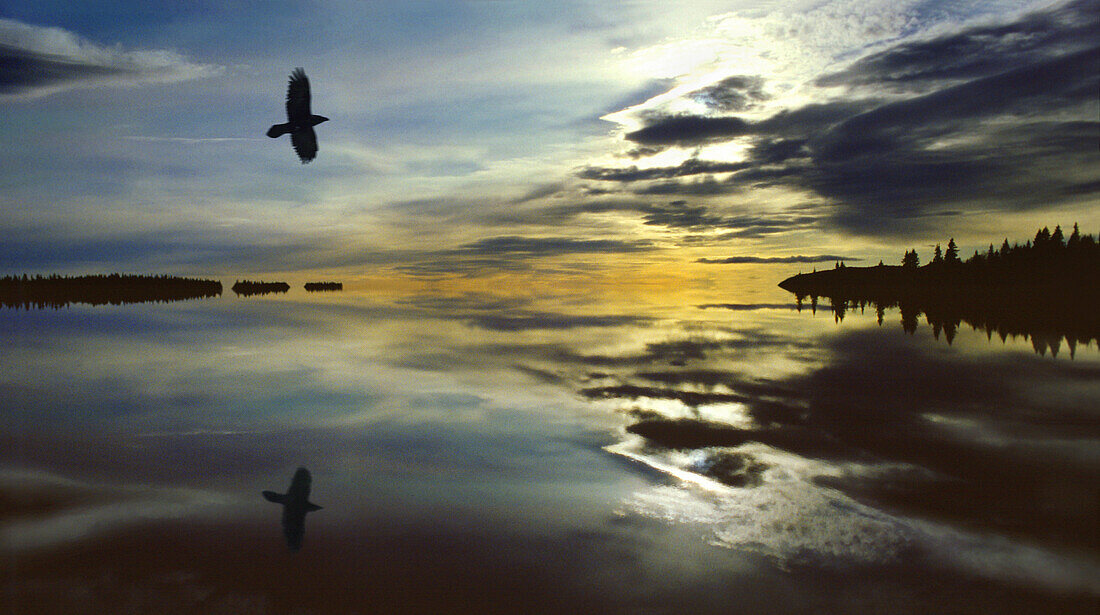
[304,282,342,292]
[231,280,290,296]
[0,274,222,309]
[778,225,1100,354]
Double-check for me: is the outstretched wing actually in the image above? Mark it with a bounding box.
[262,490,287,504]
[286,68,311,123]
[291,127,318,163]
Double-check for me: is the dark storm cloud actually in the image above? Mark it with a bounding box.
[632,177,735,196]
[590,1,1100,236]
[538,198,823,237]
[708,213,821,238]
[748,139,809,164]
[624,115,751,146]
[619,101,872,150]
[0,19,216,99]
[577,160,751,182]
[689,75,768,111]
[697,255,859,264]
[751,101,876,138]
[817,46,1099,152]
[804,45,1100,232]
[815,0,1100,91]
[639,201,724,228]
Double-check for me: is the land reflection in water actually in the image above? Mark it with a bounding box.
[1,279,1097,613]
[0,274,222,309]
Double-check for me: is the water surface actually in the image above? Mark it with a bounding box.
[2,281,1097,614]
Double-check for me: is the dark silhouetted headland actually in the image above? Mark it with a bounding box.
[263,467,322,552]
[0,274,222,309]
[779,225,1100,355]
[232,280,290,296]
[304,281,342,292]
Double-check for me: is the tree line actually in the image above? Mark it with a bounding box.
[0,274,222,309]
[896,223,1097,270]
[231,280,291,296]
[1,274,347,307]
[780,223,1099,356]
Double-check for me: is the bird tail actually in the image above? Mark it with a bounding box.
[266,123,291,138]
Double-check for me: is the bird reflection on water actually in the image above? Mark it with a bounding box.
[263,467,323,552]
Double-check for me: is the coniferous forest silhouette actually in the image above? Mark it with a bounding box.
[0,275,349,306]
[0,274,222,309]
[231,280,291,296]
[779,224,1100,356]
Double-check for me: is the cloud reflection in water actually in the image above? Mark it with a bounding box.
[1,288,1097,611]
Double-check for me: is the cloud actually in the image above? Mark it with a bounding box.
[0,18,219,100]
[638,201,724,228]
[588,1,1100,236]
[697,255,860,264]
[695,303,798,311]
[395,293,650,331]
[0,226,342,275]
[689,75,768,112]
[454,235,653,257]
[396,235,656,277]
[814,0,1100,92]
[624,115,751,146]
[632,177,736,196]
[585,321,1100,565]
[557,332,805,368]
[621,101,874,150]
[538,198,823,237]
[577,160,751,182]
[510,182,567,204]
[465,312,646,332]
[803,46,1100,232]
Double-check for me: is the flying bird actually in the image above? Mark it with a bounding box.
[263,467,323,551]
[266,68,329,163]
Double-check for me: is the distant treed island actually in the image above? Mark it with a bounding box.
[779,224,1100,355]
[231,280,291,296]
[0,274,222,309]
[304,282,342,292]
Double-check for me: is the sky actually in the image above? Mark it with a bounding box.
[1,0,1097,284]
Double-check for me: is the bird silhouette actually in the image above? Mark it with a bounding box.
[263,467,323,551]
[266,68,328,163]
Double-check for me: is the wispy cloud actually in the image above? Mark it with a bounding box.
[0,18,220,100]
[395,235,656,277]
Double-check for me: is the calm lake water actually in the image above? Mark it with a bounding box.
[2,279,1098,614]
